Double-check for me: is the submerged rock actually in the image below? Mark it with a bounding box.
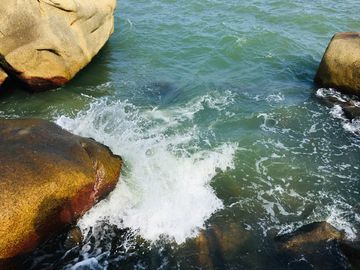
[314,31,360,98]
[317,94,360,123]
[272,222,353,269]
[0,0,116,93]
[274,221,344,254]
[0,118,122,270]
[342,105,360,121]
[194,220,250,269]
[63,226,83,250]
[317,95,355,110]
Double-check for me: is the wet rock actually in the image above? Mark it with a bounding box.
[342,105,360,120]
[194,220,250,269]
[272,222,353,269]
[195,232,213,269]
[339,240,360,269]
[0,118,122,270]
[63,226,83,250]
[0,69,7,85]
[314,31,360,98]
[316,94,360,122]
[0,0,116,93]
[317,95,354,109]
[274,221,344,254]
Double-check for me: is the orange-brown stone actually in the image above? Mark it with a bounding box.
[0,0,116,93]
[314,31,360,98]
[194,219,250,269]
[274,221,344,254]
[0,68,7,85]
[0,118,122,269]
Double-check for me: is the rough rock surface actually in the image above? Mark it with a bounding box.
[274,221,343,254]
[317,94,360,135]
[314,31,360,98]
[0,118,122,269]
[0,0,116,93]
[0,69,7,85]
[195,219,250,269]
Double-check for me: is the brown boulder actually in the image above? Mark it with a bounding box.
[0,0,116,93]
[314,31,360,98]
[0,118,122,269]
[274,221,344,254]
[194,220,250,269]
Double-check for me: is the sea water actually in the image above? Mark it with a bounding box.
[1,0,360,269]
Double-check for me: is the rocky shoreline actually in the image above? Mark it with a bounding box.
[0,1,120,268]
[0,0,360,269]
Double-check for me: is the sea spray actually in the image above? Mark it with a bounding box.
[316,88,360,135]
[56,97,237,244]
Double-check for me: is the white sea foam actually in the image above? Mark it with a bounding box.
[56,97,236,244]
[274,195,358,241]
[266,93,285,103]
[317,88,360,135]
[71,258,100,270]
[343,119,360,134]
[316,88,360,106]
[324,202,357,240]
[330,104,346,120]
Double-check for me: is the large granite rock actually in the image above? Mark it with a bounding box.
[0,118,122,269]
[0,0,116,93]
[314,31,360,98]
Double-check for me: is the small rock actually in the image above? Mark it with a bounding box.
[342,105,360,120]
[194,220,250,269]
[63,226,83,250]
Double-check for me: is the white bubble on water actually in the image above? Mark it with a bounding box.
[56,96,236,244]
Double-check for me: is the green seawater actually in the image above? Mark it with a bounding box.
[3,0,360,269]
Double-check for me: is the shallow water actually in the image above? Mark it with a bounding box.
[2,0,360,269]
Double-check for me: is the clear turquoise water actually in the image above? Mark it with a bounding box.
[3,0,360,269]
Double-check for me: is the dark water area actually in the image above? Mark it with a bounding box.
[3,0,360,269]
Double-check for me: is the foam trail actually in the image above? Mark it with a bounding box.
[56,98,236,244]
[316,88,360,135]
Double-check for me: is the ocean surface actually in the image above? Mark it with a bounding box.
[2,0,360,269]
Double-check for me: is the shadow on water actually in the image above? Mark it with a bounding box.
[64,42,115,90]
[140,81,182,108]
